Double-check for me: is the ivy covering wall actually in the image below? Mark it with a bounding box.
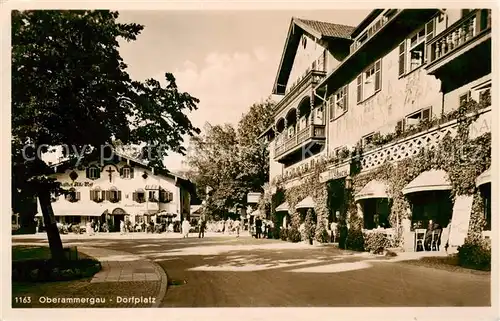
[266,97,491,247]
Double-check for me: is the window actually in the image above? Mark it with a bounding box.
[160,189,174,203]
[120,166,134,179]
[405,107,432,129]
[481,185,491,231]
[361,133,375,148]
[133,190,146,203]
[329,86,348,121]
[86,166,100,180]
[471,82,491,106]
[66,188,80,203]
[356,59,381,103]
[459,91,472,106]
[107,188,121,203]
[148,191,158,202]
[90,188,103,202]
[398,19,435,77]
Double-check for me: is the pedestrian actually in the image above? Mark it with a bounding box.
[182,218,191,238]
[198,216,206,238]
[120,220,125,235]
[86,221,92,236]
[234,219,241,238]
[330,221,338,243]
[255,217,262,239]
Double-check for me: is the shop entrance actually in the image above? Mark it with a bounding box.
[111,208,128,232]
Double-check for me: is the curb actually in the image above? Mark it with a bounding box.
[149,258,168,308]
[77,246,168,308]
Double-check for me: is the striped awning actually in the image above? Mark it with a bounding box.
[476,168,491,187]
[275,202,289,212]
[295,196,315,209]
[355,180,389,201]
[36,199,108,217]
[402,169,452,195]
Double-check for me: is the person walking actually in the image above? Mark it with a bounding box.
[330,221,338,243]
[255,217,262,239]
[120,220,125,235]
[198,216,206,238]
[182,218,191,238]
[234,219,241,238]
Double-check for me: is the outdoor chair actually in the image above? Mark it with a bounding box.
[414,229,426,252]
[430,229,442,251]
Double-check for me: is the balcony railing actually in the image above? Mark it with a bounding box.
[274,124,326,159]
[274,69,326,114]
[427,9,491,65]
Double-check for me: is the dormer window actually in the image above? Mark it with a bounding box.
[120,165,134,179]
[86,166,100,180]
[133,189,146,203]
[65,188,80,203]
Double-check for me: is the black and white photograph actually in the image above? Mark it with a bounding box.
[2,2,498,321]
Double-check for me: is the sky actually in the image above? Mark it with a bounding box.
[115,10,371,172]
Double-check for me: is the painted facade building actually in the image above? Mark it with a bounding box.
[35,150,194,232]
[261,9,492,251]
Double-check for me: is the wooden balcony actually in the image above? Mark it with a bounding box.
[274,124,326,162]
[274,69,326,116]
[426,9,491,91]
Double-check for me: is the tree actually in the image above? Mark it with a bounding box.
[12,10,200,261]
[185,98,274,217]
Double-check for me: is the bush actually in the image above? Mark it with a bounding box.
[279,228,288,241]
[314,218,330,244]
[345,228,364,252]
[287,227,301,243]
[12,258,101,282]
[364,232,390,254]
[272,226,280,239]
[304,210,315,244]
[457,239,491,271]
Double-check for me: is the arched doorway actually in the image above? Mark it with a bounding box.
[111,207,128,232]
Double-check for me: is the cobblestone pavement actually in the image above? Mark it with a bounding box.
[11,245,166,308]
[11,234,491,308]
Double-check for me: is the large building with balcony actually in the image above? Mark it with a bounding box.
[35,150,194,232]
[261,9,492,252]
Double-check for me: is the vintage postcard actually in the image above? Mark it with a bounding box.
[2,1,498,321]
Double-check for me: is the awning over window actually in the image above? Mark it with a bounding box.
[476,167,491,187]
[402,169,452,195]
[354,180,389,201]
[36,199,108,217]
[275,202,289,212]
[295,196,315,209]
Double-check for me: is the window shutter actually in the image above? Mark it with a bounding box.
[375,60,381,91]
[356,75,363,103]
[120,167,124,177]
[76,192,81,200]
[130,167,134,178]
[422,108,431,121]
[101,190,106,200]
[106,191,110,200]
[425,19,435,42]
[118,191,122,201]
[328,96,334,120]
[86,167,90,179]
[96,167,100,179]
[133,192,137,202]
[343,86,348,111]
[90,190,94,201]
[398,41,406,76]
[396,120,404,132]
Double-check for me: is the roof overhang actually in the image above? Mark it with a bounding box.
[272,18,353,95]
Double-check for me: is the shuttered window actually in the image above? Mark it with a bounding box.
[374,60,381,91]
[398,41,406,77]
[356,75,363,103]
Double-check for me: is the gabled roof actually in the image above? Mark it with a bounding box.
[272,17,355,95]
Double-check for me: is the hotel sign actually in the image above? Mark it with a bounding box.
[247,192,261,204]
[319,164,350,183]
[61,181,94,187]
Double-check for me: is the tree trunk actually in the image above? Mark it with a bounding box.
[37,188,65,263]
